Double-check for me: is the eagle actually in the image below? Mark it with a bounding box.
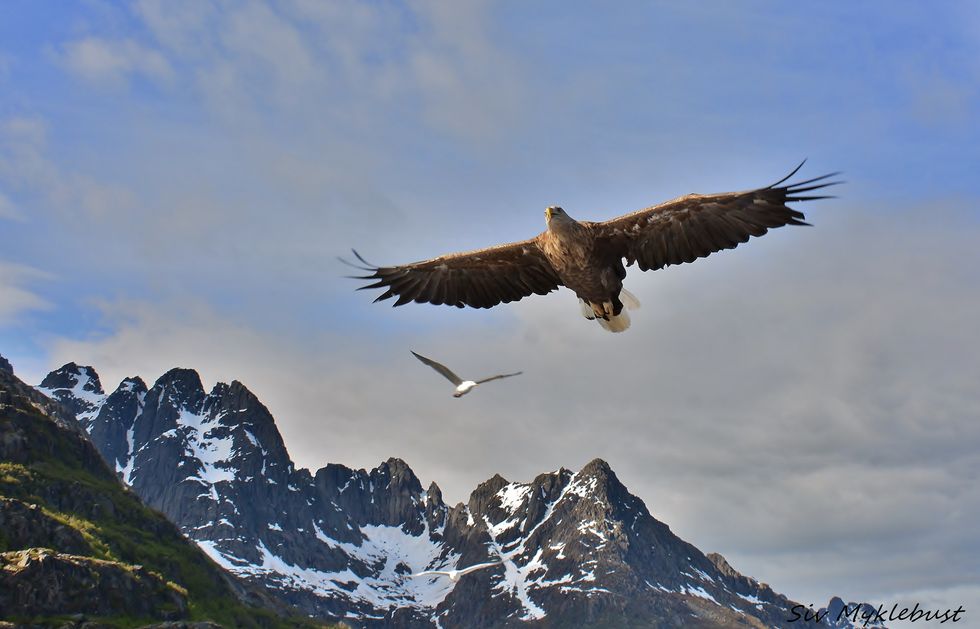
[345,163,838,332]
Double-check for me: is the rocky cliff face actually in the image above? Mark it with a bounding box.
[35,360,885,629]
[0,354,326,628]
[1,548,188,620]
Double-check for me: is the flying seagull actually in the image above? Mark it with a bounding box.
[411,351,521,398]
[412,560,503,582]
[344,162,839,332]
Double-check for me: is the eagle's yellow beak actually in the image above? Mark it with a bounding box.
[545,207,552,221]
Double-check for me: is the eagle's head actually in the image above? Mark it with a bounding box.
[544,206,567,223]
[545,206,579,232]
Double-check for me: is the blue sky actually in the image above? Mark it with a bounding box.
[2,0,980,619]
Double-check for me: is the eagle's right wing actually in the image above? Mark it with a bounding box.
[592,164,840,272]
[343,238,561,309]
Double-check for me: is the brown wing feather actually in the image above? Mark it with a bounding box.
[347,238,562,309]
[592,164,841,272]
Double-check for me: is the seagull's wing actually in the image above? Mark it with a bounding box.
[412,570,451,578]
[474,372,523,385]
[591,162,841,272]
[342,239,562,309]
[411,351,463,386]
[455,560,503,576]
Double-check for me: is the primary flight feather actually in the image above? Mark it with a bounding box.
[345,163,839,332]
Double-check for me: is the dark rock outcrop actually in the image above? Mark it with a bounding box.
[86,376,146,475]
[0,548,188,619]
[0,498,92,555]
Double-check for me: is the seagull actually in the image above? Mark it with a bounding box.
[411,351,522,398]
[412,560,503,582]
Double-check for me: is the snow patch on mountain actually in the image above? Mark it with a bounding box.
[179,409,236,485]
[201,521,461,615]
[497,483,531,512]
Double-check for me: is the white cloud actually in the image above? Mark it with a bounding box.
[132,0,527,143]
[60,37,174,86]
[0,262,50,325]
[0,116,135,221]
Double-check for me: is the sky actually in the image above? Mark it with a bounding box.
[2,0,979,622]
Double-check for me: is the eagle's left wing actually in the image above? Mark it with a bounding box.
[592,164,840,272]
[344,238,561,309]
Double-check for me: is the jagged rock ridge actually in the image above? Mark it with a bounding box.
[36,360,885,628]
[0,354,325,627]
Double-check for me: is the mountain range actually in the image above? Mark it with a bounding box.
[0,354,327,628]
[26,360,883,628]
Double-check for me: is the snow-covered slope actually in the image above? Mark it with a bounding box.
[39,362,885,629]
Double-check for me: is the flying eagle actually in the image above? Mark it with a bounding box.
[345,163,838,332]
[411,351,522,398]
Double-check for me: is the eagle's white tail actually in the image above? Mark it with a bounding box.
[579,288,640,333]
[619,288,641,310]
[597,308,631,333]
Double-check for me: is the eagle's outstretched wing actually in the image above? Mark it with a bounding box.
[592,163,841,272]
[343,239,561,309]
[475,372,522,385]
[411,351,463,386]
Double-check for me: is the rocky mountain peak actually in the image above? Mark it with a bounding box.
[37,362,106,427]
[467,473,510,515]
[152,367,206,408]
[87,374,148,477]
[119,375,147,392]
[579,457,611,476]
[0,353,13,374]
[572,458,625,494]
[425,481,443,506]
[39,362,103,394]
[707,552,742,580]
[375,457,422,492]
